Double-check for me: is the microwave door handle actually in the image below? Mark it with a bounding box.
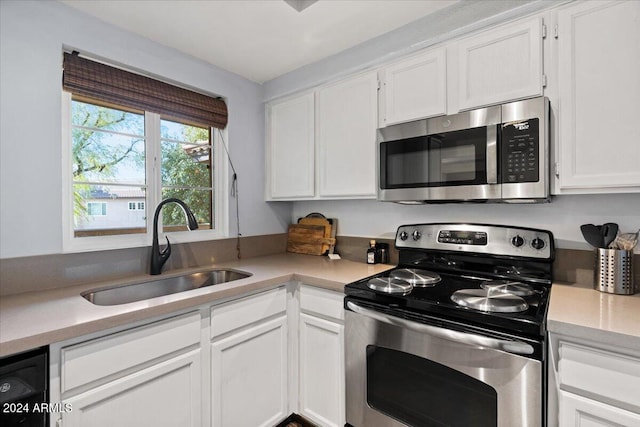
[346,301,534,355]
[486,126,498,184]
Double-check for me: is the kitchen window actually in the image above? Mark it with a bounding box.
[62,52,229,252]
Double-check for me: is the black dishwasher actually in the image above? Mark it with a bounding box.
[0,347,48,427]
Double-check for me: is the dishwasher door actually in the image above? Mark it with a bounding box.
[0,347,48,427]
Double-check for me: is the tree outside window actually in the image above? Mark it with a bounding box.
[70,99,214,237]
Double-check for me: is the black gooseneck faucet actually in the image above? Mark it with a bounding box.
[150,198,199,275]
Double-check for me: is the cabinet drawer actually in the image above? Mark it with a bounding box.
[62,312,200,393]
[300,285,344,321]
[211,287,286,338]
[558,341,640,412]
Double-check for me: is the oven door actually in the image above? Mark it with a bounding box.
[377,105,501,202]
[345,301,542,427]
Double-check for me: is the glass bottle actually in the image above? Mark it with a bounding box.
[367,239,377,264]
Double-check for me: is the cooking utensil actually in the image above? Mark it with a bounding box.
[580,224,604,248]
[614,229,639,250]
[601,223,619,249]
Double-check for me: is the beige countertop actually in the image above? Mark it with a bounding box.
[547,281,640,351]
[3,252,639,357]
[0,253,392,357]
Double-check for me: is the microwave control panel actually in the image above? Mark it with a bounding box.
[501,118,539,183]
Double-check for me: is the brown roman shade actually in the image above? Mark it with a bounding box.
[63,52,227,129]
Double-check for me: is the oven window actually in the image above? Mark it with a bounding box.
[367,346,497,427]
[380,127,488,189]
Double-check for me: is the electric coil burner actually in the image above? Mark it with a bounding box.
[367,277,413,295]
[345,223,555,427]
[450,288,529,313]
[389,268,441,287]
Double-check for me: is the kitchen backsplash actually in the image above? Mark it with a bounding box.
[1,233,637,297]
[0,234,287,297]
[335,236,640,289]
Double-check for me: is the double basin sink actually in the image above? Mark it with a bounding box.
[82,269,252,306]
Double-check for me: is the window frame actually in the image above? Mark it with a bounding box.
[62,92,229,253]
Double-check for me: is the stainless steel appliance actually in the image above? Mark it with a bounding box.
[377,97,550,203]
[0,347,48,427]
[345,223,554,427]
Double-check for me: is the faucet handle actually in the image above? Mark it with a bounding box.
[155,236,172,273]
[159,236,172,259]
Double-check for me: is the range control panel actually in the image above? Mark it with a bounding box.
[396,223,554,260]
[437,230,487,246]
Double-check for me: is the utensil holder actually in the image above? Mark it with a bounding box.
[594,249,635,295]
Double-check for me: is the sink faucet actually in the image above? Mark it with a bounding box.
[150,198,199,275]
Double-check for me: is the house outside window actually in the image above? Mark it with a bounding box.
[62,52,228,251]
[87,202,107,216]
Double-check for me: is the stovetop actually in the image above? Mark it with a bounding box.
[345,268,550,338]
[344,223,555,339]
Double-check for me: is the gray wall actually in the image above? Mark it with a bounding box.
[0,0,291,259]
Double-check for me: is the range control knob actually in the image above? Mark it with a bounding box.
[399,231,409,241]
[511,235,525,248]
[412,230,422,241]
[531,237,545,250]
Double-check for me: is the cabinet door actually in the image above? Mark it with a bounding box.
[457,18,543,110]
[556,1,640,191]
[211,316,288,427]
[299,313,345,427]
[560,391,640,427]
[317,71,378,198]
[267,93,315,199]
[380,48,447,126]
[62,350,201,427]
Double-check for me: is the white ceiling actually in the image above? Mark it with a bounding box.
[60,0,459,83]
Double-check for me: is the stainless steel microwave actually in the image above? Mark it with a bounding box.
[377,97,550,203]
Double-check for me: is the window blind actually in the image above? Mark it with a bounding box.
[62,52,228,129]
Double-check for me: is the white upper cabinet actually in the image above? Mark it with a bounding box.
[266,72,378,201]
[379,47,447,126]
[266,92,315,199]
[456,18,544,111]
[555,0,640,193]
[317,71,378,198]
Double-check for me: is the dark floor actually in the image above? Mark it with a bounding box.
[275,413,317,427]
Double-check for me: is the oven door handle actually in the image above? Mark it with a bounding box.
[346,301,534,355]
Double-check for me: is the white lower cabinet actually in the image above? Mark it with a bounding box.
[549,334,640,427]
[559,391,640,427]
[298,285,345,427]
[211,316,288,427]
[52,283,349,427]
[210,287,288,427]
[53,312,202,427]
[63,350,201,427]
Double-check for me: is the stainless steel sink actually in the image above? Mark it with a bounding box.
[82,269,252,306]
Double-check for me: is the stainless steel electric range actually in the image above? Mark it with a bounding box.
[345,223,555,427]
